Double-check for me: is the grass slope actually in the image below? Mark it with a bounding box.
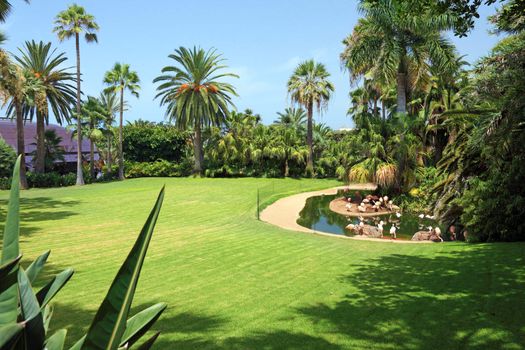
[0,177,524,349]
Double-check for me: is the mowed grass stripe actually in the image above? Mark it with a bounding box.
[1,177,525,349]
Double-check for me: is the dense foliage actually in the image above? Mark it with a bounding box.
[122,120,188,162]
[0,136,15,178]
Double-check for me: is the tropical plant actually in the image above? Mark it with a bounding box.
[10,40,76,174]
[80,96,106,178]
[98,90,120,175]
[29,129,65,172]
[274,107,307,131]
[153,46,238,175]
[104,63,140,180]
[0,50,40,188]
[341,0,457,113]
[54,4,99,186]
[287,59,334,175]
[0,157,167,348]
[0,136,15,178]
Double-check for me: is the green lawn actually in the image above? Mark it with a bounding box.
[1,177,524,349]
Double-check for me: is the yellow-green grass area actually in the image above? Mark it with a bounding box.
[1,177,525,349]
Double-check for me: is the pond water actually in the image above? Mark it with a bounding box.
[297,193,444,240]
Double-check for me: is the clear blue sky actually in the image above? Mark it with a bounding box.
[1,0,502,129]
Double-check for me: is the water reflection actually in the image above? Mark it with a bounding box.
[297,193,443,240]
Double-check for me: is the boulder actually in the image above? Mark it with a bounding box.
[346,224,382,238]
[411,230,443,242]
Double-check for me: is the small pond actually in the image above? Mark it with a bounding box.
[297,193,444,240]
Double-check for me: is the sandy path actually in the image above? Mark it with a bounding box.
[260,183,432,244]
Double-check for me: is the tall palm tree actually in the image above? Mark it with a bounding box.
[287,59,334,175]
[11,40,76,173]
[153,46,238,175]
[103,62,140,180]
[54,4,99,185]
[341,0,456,113]
[99,90,119,175]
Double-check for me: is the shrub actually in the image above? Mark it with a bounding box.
[0,136,16,178]
[26,172,77,188]
[122,120,189,162]
[125,160,191,178]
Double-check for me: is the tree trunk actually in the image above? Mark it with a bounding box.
[35,113,45,173]
[381,100,386,120]
[373,97,378,117]
[89,130,95,178]
[193,120,204,176]
[306,101,314,176]
[15,99,27,189]
[396,72,407,114]
[118,85,125,180]
[75,33,85,185]
[106,134,112,175]
[284,157,289,177]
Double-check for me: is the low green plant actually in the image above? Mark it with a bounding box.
[0,157,167,349]
[125,160,190,178]
[0,137,16,179]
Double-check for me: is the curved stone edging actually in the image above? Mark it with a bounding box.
[259,184,433,244]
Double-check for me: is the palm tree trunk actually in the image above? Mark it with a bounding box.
[284,158,289,177]
[75,33,85,185]
[193,120,204,176]
[89,130,95,178]
[306,101,314,176]
[106,134,112,175]
[396,72,407,114]
[118,85,125,180]
[35,113,45,173]
[15,99,28,189]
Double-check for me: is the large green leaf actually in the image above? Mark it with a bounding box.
[45,329,67,350]
[18,267,45,349]
[120,303,167,348]
[81,187,165,350]
[0,255,21,280]
[1,156,21,264]
[26,250,50,284]
[134,332,160,350]
[0,323,24,349]
[36,268,74,309]
[0,156,21,328]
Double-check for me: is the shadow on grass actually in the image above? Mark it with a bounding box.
[297,243,525,350]
[0,197,80,236]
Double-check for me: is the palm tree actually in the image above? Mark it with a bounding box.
[54,4,99,185]
[0,51,40,188]
[287,60,334,175]
[103,62,140,180]
[12,40,76,173]
[341,0,456,114]
[153,46,238,175]
[274,107,307,131]
[99,90,119,175]
[81,96,105,178]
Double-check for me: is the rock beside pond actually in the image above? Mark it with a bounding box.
[346,224,383,238]
[411,231,443,242]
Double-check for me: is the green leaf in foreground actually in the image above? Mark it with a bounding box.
[81,186,165,350]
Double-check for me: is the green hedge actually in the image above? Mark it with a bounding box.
[125,160,192,178]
